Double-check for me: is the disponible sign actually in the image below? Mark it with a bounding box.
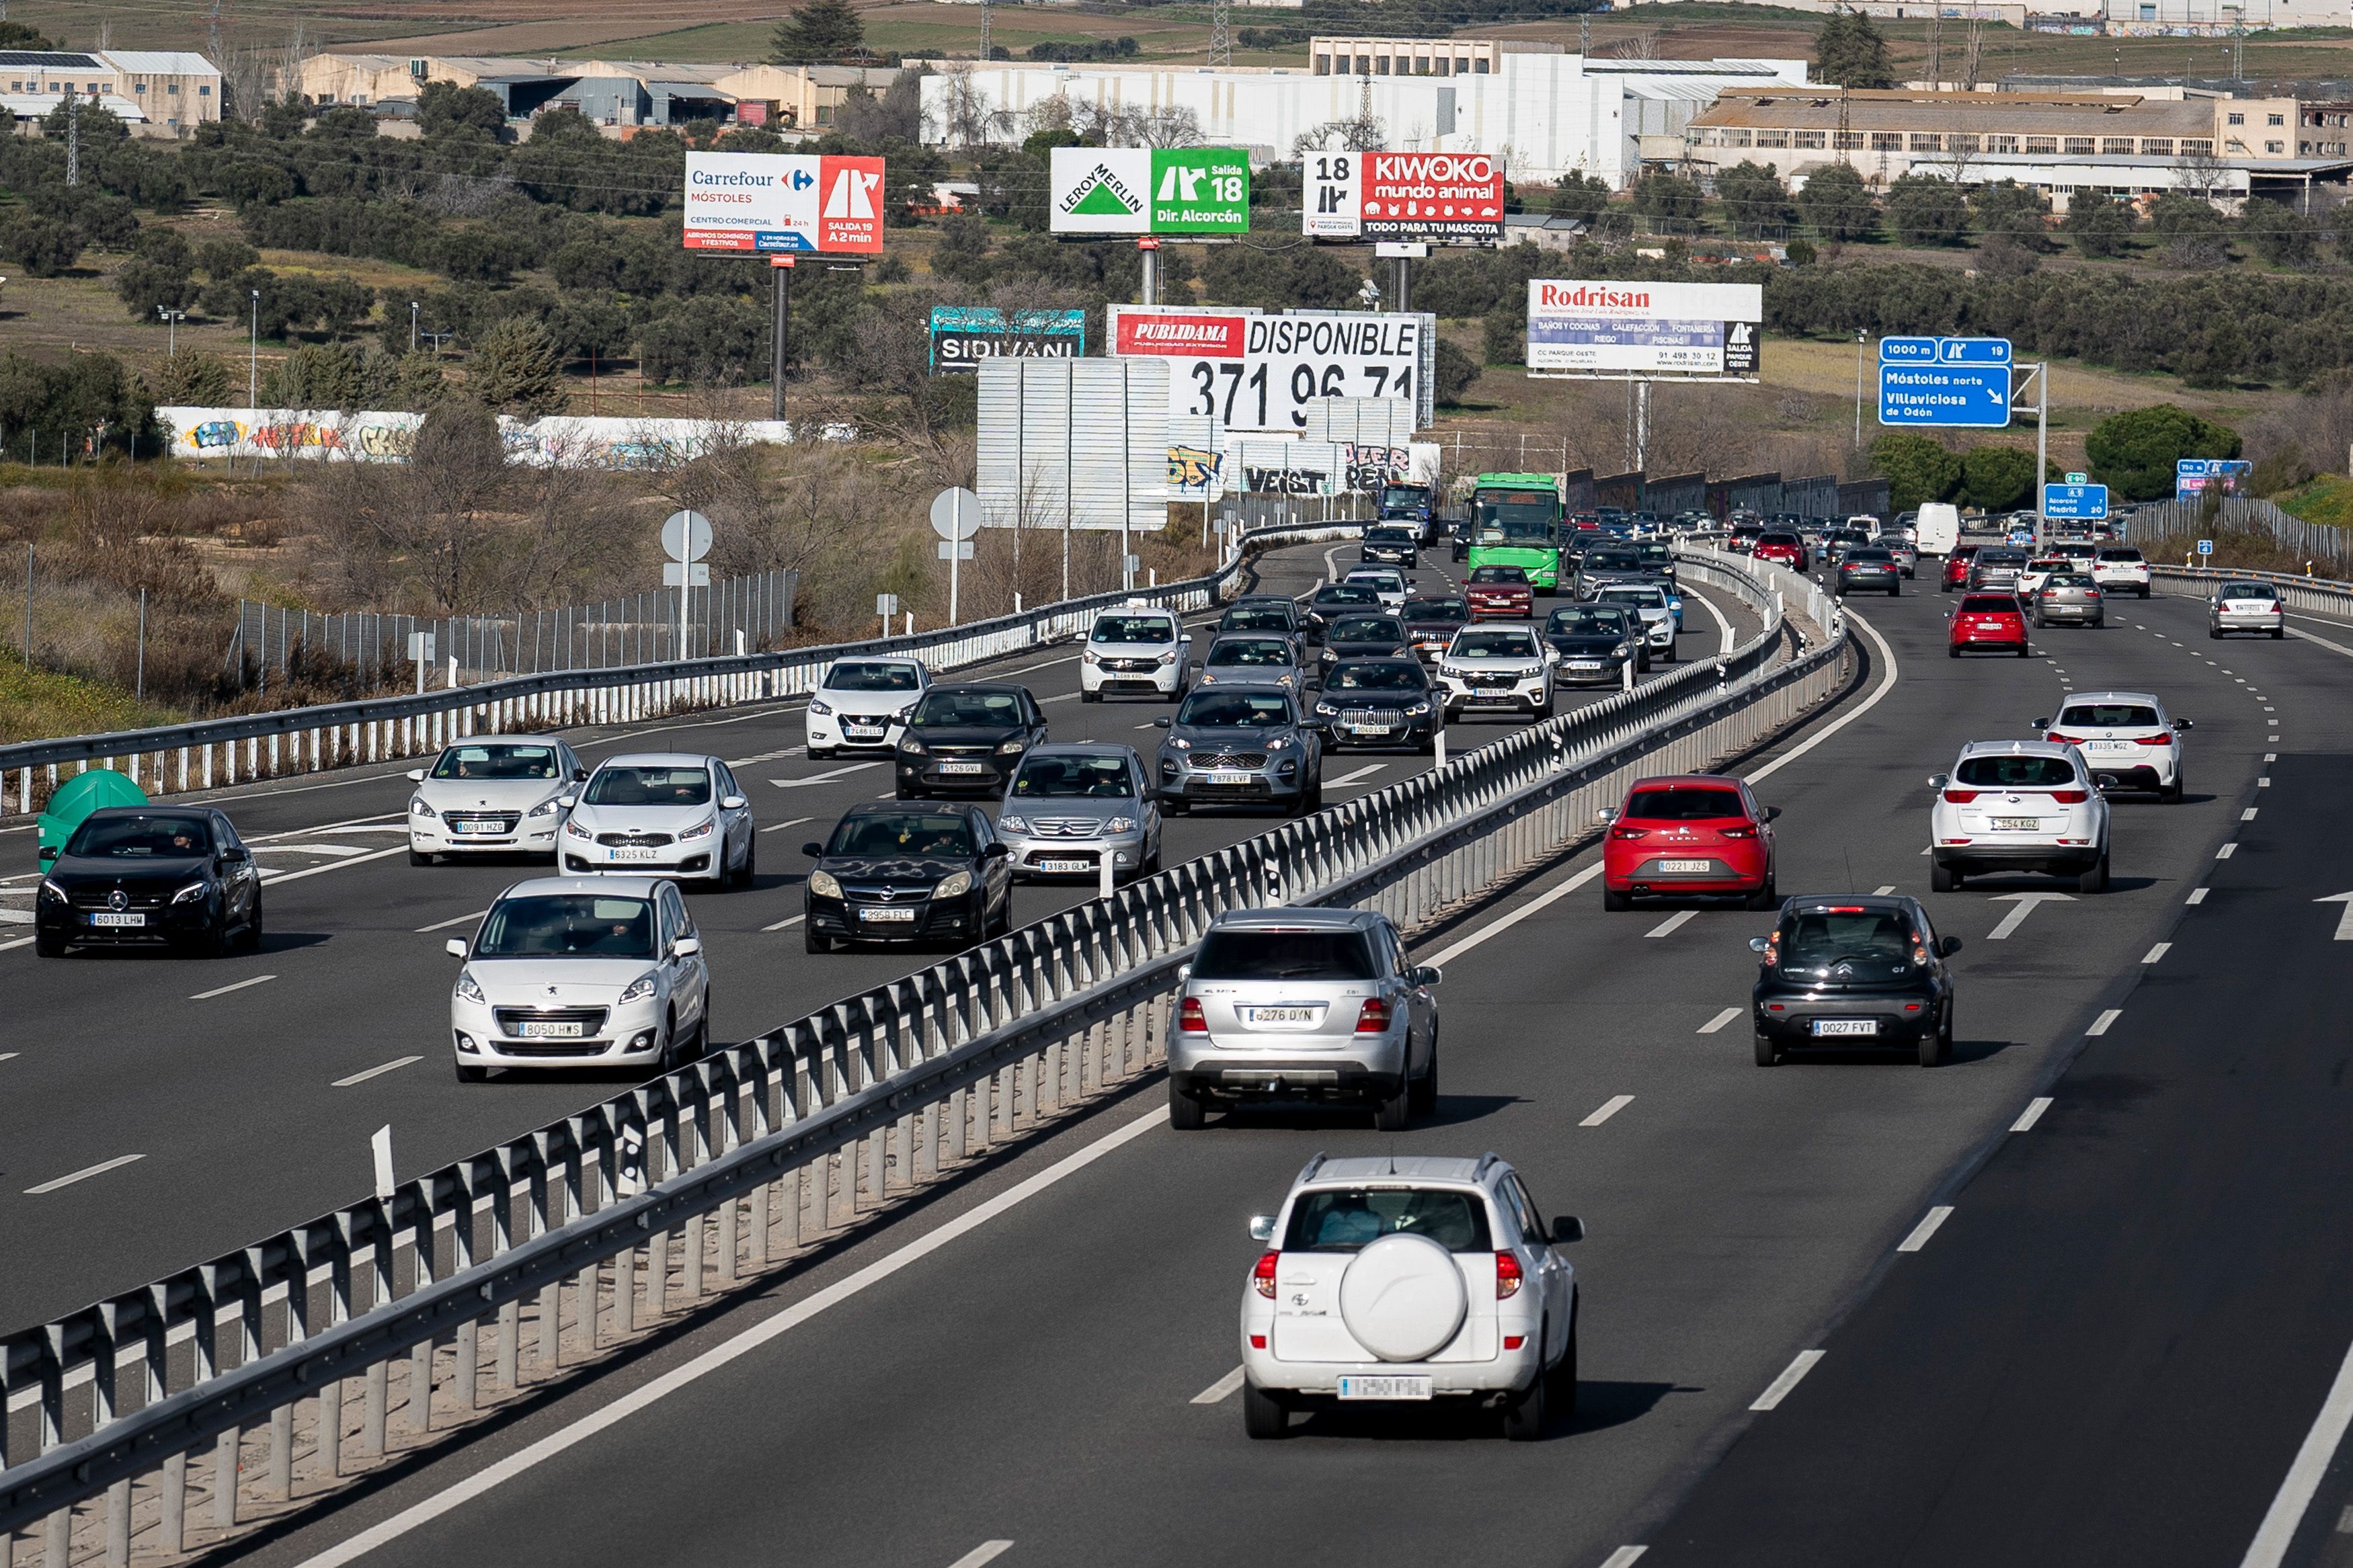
[1305,151,1505,244]
[1107,306,1432,433]
[682,152,886,254]
[1525,280,1762,378]
[929,307,1085,372]
[1050,147,1250,236]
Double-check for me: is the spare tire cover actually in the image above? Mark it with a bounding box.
[1339,1231,1468,1364]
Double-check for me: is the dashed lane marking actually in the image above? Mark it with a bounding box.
[333,1056,422,1087]
[1897,1206,1955,1253]
[1751,1350,1825,1412]
[191,975,276,1001]
[2143,942,2172,964]
[761,914,807,933]
[415,909,487,934]
[2011,1097,2054,1132]
[1645,910,1696,939]
[25,1153,144,1195]
[2188,888,2210,905]
[947,1544,1015,1568]
[1580,1095,1634,1128]
[1699,1007,1743,1034]
[2087,1009,2122,1036]
[1191,1366,1246,1405]
[759,816,815,835]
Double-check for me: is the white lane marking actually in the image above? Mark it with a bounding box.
[1750,1349,1825,1411]
[333,1056,422,1087]
[1600,1551,1650,1568]
[2237,1333,2353,1568]
[191,975,276,1001]
[2288,622,2353,660]
[1580,1094,1634,1128]
[415,909,487,934]
[2259,778,2272,787]
[2011,1096,2053,1132]
[1424,863,1605,968]
[1000,653,1083,675]
[284,1102,1168,1568]
[1744,604,1899,786]
[1699,1007,1743,1034]
[2217,843,2238,860]
[259,843,413,886]
[311,825,411,835]
[2267,753,2278,762]
[1644,910,1696,939]
[2317,895,2353,942]
[768,762,885,789]
[0,909,29,925]
[759,815,815,835]
[251,841,369,858]
[761,914,807,932]
[1694,585,1735,657]
[25,1153,144,1195]
[1041,692,1081,704]
[2242,807,2260,821]
[1191,1366,1246,1405]
[1897,1206,1954,1253]
[2188,888,2209,905]
[1326,764,1387,787]
[0,936,33,953]
[948,1545,1015,1568]
[2087,1009,2122,1036]
[250,811,405,843]
[725,746,805,766]
[1873,884,1896,895]
[2143,942,2172,964]
[0,1052,16,1063]
[1987,891,2073,940]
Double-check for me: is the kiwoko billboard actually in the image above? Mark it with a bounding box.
[682,152,886,254]
[1304,151,1505,244]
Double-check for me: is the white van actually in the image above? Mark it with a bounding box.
[1913,503,1960,558]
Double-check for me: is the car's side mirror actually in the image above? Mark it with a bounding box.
[1763,806,1782,823]
[802,841,824,858]
[38,843,58,864]
[406,768,426,782]
[1154,716,1172,729]
[2173,718,2193,731]
[1176,963,1191,981]
[574,767,590,782]
[719,794,747,811]
[672,938,701,958]
[558,795,577,809]
[1411,964,1443,987]
[1749,936,1772,953]
[446,938,468,958]
[1928,774,1949,790]
[1940,935,1964,956]
[2032,718,2049,730]
[1595,806,1617,825]
[1550,1216,1585,1245]
[222,845,251,864]
[1248,1215,1275,1242]
[984,842,1010,858]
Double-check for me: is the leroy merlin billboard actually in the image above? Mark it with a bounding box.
[1049,147,1249,237]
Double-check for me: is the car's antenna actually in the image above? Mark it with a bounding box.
[1844,848,1856,893]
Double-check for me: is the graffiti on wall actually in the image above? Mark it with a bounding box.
[160,409,793,469]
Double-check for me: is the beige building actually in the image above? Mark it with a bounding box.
[0,48,221,135]
[288,52,891,132]
[1309,36,1561,77]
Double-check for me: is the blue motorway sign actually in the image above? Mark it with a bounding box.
[2197,538,2215,556]
[1938,337,2012,365]
[1878,335,2013,427]
[2042,482,2109,520]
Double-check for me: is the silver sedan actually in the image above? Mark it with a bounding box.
[2209,581,2286,639]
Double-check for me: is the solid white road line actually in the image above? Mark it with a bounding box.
[2011,1097,2054,1133]
[1423,863,1605,969]
[1580,1094,1634,1128]
[191,975,276,1001]
[1699,1007,1743,1034]
[0,936,33,953]
[2288,622,2353,661]
[948,1544,1015,1568]
[759,815,815,835]
[288,1102,1169,1568]
[1326,763,1387,788]
[1745,604,1899,786]
[333,1056,422,1088]
[1897,1206,1954,1253]
[1750,1350,1825,1411]
[259,843,413,887]
[2143,942,2172,964]
[1191,1366,1247,1405]
[0,1052,16,1064]
[2087,1009,2122,1036]
[2188,888,2209,905]
[1599,1550,1650,1568]
[1644,910,1696,939]
[251,841,370,858]
[25,1153,144,1195]
[1695,585,1735,657]
[760,915,807,932]
[2237,1333,2353,1568]
[725,746,805,767]
[768,762,884,789]
[415,909,487,934]
[251,812,405,843]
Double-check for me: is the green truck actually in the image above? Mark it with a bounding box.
[1466,473,1566,593]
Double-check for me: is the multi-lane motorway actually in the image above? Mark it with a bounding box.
[19,540,2353,1568]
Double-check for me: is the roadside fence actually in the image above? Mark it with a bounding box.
[2127,497,2353,574]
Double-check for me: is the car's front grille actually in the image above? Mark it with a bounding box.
[595,831,673,848]
[1466,674,1518,689]
[69,886,172,910]
[1029,818,1105,838]
[1105,658,1162,672]
[1339,708,1405,725]
[1195,752,1269,769]
[493,1006,610,1038]
[928,745,997,759]
[497,1040,608,1058]
[842,883,930,902]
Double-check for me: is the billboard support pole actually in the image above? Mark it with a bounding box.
[1138,241,1159,308]
[770,258,793,423]
[1390,255,1410,315]
[1635,380,1650,473]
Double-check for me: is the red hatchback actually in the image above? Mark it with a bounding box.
[1465,565,1534,619]
[1751,531,1808,571]
[1949,592,2030,657]
[1940,545,1979,593]
[1601,775,1778,911]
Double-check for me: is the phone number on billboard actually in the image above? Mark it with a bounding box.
[1184,362,1414,429]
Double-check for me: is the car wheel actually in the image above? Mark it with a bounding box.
[2077,849,2110,895]
[34,933,67,958]
[244,891,265,951]
[2274,626,2286,640]
[1168,1081,1206,1130]
[1754,1030,1778,1067]
[1890,584,1901,597]
[409,850,435,867]
[1163,796,1190,816]
[2016,643,2031,658]
[804,923,831,954]
[454,1059,488,1083]
[1948,647,1960,659]
[1080,689,1101,703]
[1548,1311,1581,1419]
[1746,875,1777,912]
[733,838,756,889]
[1502,1361,1548,1442]
[1931,860,1962,893]
[1917,1022,1945,1068]
[1373,1079,1410,1131]
[1603,885,1632,912]
[2164,770,2184,804]
[808,747,832,761]
[2209,626,2223,640]
[1242,1380,1288,1440]
[1417,734,1435,755]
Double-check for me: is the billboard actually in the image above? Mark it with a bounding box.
[928,307,1086,372]
[2175,458,2252,499]
[682,152,886,254]
[1049,147,1250,236]
[1304,151,1505,245]
[160,408,789,468]
[1107,306,1433,433]
[975,360,1168,534]
[1525,280,1763,379]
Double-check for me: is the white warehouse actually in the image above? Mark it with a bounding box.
[918,50,1810,186]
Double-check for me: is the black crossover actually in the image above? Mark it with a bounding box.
[36,806,264,957]
[1750,895,1960,1067]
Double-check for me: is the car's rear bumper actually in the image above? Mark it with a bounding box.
[1950,634,2027,651]
[1604,852,1767,894]
[1242,1345,1539,1399]
[1753,989,1939,1044]
[1933,843,2100,871]
[2036,604,2103,621]
[1170,1036,1406,1102]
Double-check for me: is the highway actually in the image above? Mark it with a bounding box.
[0,541,1764,1335]
[191,561,2353,1568]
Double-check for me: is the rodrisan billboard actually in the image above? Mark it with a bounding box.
[682,151,887,254]
[1524,280,1763,378]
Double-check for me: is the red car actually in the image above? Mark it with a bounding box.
[1465,565,1533,619]
[1941,545,1980,593]
[1948,592,2030,657]
[1601,774,1778,911]
[1751,531,1808,571]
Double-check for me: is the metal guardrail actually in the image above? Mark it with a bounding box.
[0,546,1851,1565]
[2149,563,2353,623]
[0,524,1357,819]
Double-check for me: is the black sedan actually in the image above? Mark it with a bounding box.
[1218,595,1305,643]
[36,806,263,958]
[1542,604,1648,685]
[1359,524,1420,569]
[1313,658,1440,753]
[1316,612,1412,679]
[895,683,1049,798]
[801,803,1012,953]
[1835,546,1903,597]
[1402,594,1472,664]
[1302,583,1382,642]
[1750,895,1961,1067]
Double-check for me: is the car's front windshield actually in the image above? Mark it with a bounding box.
[1365,528,1414,544]
[1208,638,1292,667]
[1326,661,1425,692]
[1404,598,1469,624]
[1011,756,1135,799]
[1453,630,1537,659]
[1092,616,1176,645]
[68,815,214,859]
[1599,587,1665,608]
[828,813,975,858]
[1176,691,1291,728]
[432,744,559,781]
[1312,587,1379,611]
[913,691,1023,727]
[1223,607,1293,632]
[1548,608,1624,634]
[824,661,923,692]
[1328,616,1405,644]
[582,766,711,807]
[475,895,655,958]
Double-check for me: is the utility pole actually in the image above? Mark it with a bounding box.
[1928,9,1942,89]
[979,0,990,63]
[409,299,418,354]
[64,95,79,186]
[1209,0,1230,68]
[1579,15,1590,54]
[1853,329,1866,450]
[159,306,186,358]
[769,255,792,421]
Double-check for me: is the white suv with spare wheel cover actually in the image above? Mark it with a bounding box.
[1929,740,2112,894]
[1238,1153,1583,1442]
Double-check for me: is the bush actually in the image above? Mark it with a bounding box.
[1433,337,1481,407]
[1958,446,2046,512]
[2086,405,2240,501]
[1716,161,1794,239]
[1869,431,1960,513]
[1482,307,1523,366]
[1796,165,1874,242]
[2064,195,2134,259]
[1630,171,1704,236]
[2239,199,2315,268]
[0,214,85,276]
[1972,180,2050,253]
[1886,174,1967,247]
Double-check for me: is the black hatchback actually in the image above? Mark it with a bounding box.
[801,803,1012,953]
[35,806,263,957]
[1750,895,1961,1067]
[895,683,1048,798]
[1836,546,1903,597]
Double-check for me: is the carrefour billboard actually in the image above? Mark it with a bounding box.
[681,152,887,254]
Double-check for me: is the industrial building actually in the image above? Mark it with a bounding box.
[289,54,895,132]
[0,48,221,134]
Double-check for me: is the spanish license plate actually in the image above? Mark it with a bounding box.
[846,726,884,740]
[1345,725,1390,737]
[2093,741,2137,751]
[1812,1018,1878,1037]
[1204,770,1253,785]
[517,1019,583,1039]
[87,911,145,928]
[1243,1006,1320,1026]
[1037,858,1093,874]
[1570,661,1603,671]
[1992,817,2039,831]
[939,761,985,776]
[453,821,502,834]
[1658,859,1710,873]
[1339,1375,1432,1401]
[607,847,658,862]
[858,906,916,923]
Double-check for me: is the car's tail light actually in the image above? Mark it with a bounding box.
[2137,735,2173,747]
[1504,1335,1527,1351]
[1179,998,1208,1033]
[1253,1252,1279,1298]
[1943,788,1980,803]
[1720,823,1758,839]
[2050,790,2089,804]
[2048,733,2081,745]
[1495,1251,1523,1300]
[1609,825,1648,840]
[1355,997,1390,1033]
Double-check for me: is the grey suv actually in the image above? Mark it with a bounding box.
[1168,907,1441,1130]
[1154,687,1325,815]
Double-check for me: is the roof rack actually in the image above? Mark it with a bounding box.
[1298,1151,1327,1184]
[1472,1151,1502,1182]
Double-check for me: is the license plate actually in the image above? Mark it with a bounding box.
[87,911,145,928]
[516,1019,583,1039]
[1203,770,1253,785]
[2092,741,2137,751]
[1243,1005,1320,1025]
[452,821,503,835]
[846,726,884,739]
[1037,858,1093,873]
[1570,661,1603,671]
[1345,725,1390,736]
[858,905,916,922]
[939,761,985,776]
[1658,859,1710,873]
[1992,817,2039,831]
[1812,1018,1878,1037]
[607,847,659,862]
[1339,1375,1432,1401]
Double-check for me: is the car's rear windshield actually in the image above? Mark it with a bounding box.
[1779,909,1911,967]
[1585,548,1642,569]
[1979,552,2027,565]
[1599,586,1664,605]
[2044,575,2096,589]
[1624,786,1746,822]
[824,661,923,691]
[1090,616,1176,645]
[1222,606,1295,630]
[476,895,655,958]
[1176,691,1291,727]
[1548,608,1627,633]
[1958,595,2020,613]
[1404,598,1469,623]
[828,813,975,858]
[1469,566,1527,584]
[2220,583,2279,599]
[1955,755,2079,788]
[914,691,1023,726]
[1326,661,1427,692]
[69,814,214,858]
[1207,638,1293,667]
[1283,1188,1494,1253]
[1012,755,1134,798]
[1195,927,1375,981]
[432,744,559,780]
[2061,704,2159,728]
[583,766,711,807]
[2098,548,2143,562]
[1329,616,1406,644]
[1757,533,1800,548]
[1453,630,1537,658]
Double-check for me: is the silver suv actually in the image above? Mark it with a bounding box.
[994,743,1162,882]
[1168,907,1439,1130]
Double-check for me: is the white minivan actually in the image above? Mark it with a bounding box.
[1913,502,1960,558]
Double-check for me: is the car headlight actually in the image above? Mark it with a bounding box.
[808,868,842,898]
[678,818,715,842]
[410,797,437,819]
[933,870,973,899]
[1082,651,1101,665]
[998,815,1031,835]
[1157,650,1178,666]
[1277,673,1297,688]
[527,798,561,819]
[1267,735,1292,751]
[997,739,1026,755]
[1406,700,1432,715]
[454,968,485,1003]
[1103,816,1139,834]
[901,738,926,755]
[1169,737,1191,751]
[172,880,209,905]
[564,818,594,840]
[809,698,834,716]
[39,876,67,901]
[1615,642,1632,656]
[619,971,659,1003]
[1314,702,1339,716]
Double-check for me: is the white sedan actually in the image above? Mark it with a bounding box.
[406,738,585,865]
[1345,567,1410,612]
[447,876,710,1081]
[2040,690,2189,802]
[559,752,756,890]
[806,657,928,758]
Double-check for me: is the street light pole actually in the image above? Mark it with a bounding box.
[409,299,419,355]
[248,289,260,410]
[1853,329,1866,450]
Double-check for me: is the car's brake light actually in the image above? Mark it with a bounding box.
[1494,1250,1523,1299]
[1720,823,1758,839]
[2050,790,2089,804]
[1179,998,1208,1033]
[1355,997,1390,1033]
[1824,905,1867,913]
[2048,732,2083,745]
[1944,788,1980,804]
[1609,825,1648,840]
[2137,735,2173,747]
[1254,1252,1279,1298]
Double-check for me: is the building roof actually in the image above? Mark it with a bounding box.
[1693,89,2215,137]
[102,50,221,75]
[1,91,144,120]
[0,50,102,69]
[1587,57,1790,76]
